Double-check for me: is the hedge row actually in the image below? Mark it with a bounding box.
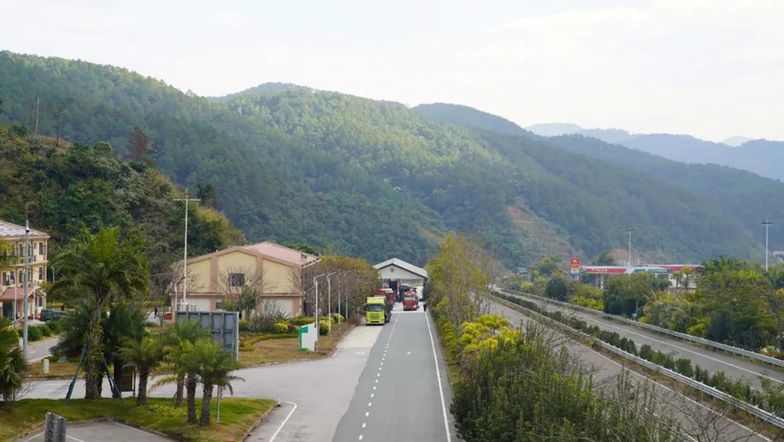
[16,319,65,342]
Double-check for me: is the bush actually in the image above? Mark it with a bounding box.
[28,326,43,341]
[319,319,331,336]
[238,319,250,332]
[39,324,52,337]
[248,310,289,333]
[639,344,654,361]
[273,321,290,334]
[675,358,693,378]
[290,316,316,326]
[331,313,344,323]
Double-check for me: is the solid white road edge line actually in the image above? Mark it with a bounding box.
[269,401,298,442]
[425,311,453,442]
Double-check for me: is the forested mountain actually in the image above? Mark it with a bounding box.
[526,123,784,181]
[0,51,775,266]
[0,122,244,282]
[413,103,526,136]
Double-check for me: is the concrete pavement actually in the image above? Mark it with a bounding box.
[332,305,454,442]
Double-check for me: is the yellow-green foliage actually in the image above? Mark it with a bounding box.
[457,314,518,361]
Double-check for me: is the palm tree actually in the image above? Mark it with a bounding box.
[187,339,242,426]
[118,335,163,405]
[52,228,148,399]
[0,318,27,402]
[159,320,208,407]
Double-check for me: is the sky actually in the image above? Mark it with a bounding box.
[1,0,782,141]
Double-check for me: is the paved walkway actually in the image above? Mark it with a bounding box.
[24,421,171,442]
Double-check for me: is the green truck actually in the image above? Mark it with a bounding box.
[365,296,386,325]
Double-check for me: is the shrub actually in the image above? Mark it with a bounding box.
[39,324,52,337]
[319,319,331,336]
[639,344,654,361]
[331,313,344,323]
[290,316,316,326]
[273,321,290,334]
[238,319,250,332]
[675,358,693,378]
[248,310,289,333]
[28,326,43,341]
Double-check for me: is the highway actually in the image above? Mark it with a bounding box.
[488,297,777,442]
[501,289,784,391]
[332,304,454,442]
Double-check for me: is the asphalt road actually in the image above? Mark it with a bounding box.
[504,290,784,390]
[488,298,777,442]
[332,304,454,442]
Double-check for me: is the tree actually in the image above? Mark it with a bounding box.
[594,251,617,266]
[51,100,68,146]
[603,273,664,316]
[195,183,220,210]
[158,320,209,408]
[545,274,569,301]
[119,335,163,405]
[534,256,559,277]
[103,303,146,398]
[128,127,153,161]
[188,339,242,426]
[51,227,148,399]
[0,318,27,402]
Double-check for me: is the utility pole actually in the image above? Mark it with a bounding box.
[626,228,634,269]
[34,98,40,136]
[312,274,326,350]
[174,190,199,310]
[763,220,773,272]
[22,218,30,359]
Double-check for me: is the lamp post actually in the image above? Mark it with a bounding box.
[312,274,327,348]
[763,220,773,272]
[174,191,199,311]
[626,228,634,268]
[326,272,340,332]
[22,219,30,359]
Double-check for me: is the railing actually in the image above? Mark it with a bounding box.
[492,294,784,430]
[500,289,784,369]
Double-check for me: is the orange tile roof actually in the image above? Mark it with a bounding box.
[244,241,319,267]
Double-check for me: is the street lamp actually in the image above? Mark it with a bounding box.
[174,190,199,311]
[326,272,338,332]
[626,228,634,269]
[763,220,773,272]
[22,218,30,359]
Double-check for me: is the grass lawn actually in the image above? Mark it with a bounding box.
[0,397,276,441]
[240,322,354,367]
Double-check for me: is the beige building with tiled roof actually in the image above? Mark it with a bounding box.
[174,241,318,315]
[0,220,49,320]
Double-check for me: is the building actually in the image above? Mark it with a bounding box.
[373,258,428,299]
[175,241,318,316]
[581,264,703,290]
[0,220,49,320]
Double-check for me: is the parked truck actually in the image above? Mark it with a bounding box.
[402,289,419,311]
[365,296,386,325]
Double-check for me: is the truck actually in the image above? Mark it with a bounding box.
[402,290,419,311]
[365,296,386,325]
[372,288,395,322]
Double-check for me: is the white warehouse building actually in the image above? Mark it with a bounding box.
[373,258,428,300]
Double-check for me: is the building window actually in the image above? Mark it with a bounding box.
[2,272,8,286]
[38,267,44,281]
[228,273,245,287]
[39,242,45,256]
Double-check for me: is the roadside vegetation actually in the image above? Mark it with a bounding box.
[425,234,683,440]
[0,397,275,442]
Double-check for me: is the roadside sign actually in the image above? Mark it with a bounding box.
[44,412,67,442]
[299,322,317,352]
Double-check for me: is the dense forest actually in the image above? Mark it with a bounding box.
[0,51,777,267]
[0,122,244,286]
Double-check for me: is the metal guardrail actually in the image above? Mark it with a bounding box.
[492,294,784,430]
[501,289,784,369]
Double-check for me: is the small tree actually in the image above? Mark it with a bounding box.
[119,335,163,405]
[0,318,27,402]
[128,127,154,161]
[188,339,242,426]
[157,320,208,408]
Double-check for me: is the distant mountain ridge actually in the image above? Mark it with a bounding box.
[525,123,784,181]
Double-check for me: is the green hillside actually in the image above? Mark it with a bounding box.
[0,51,769,265]
[0,122,244,280]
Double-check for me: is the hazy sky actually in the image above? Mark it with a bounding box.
[2,0,782,141]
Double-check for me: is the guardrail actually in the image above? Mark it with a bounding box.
[492,294,784,430]
[499,289,784,369]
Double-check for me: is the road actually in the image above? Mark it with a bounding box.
[26,335,58,362]
[502,290,784,390]
[488,297,776,442]
[332,304,454,442]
